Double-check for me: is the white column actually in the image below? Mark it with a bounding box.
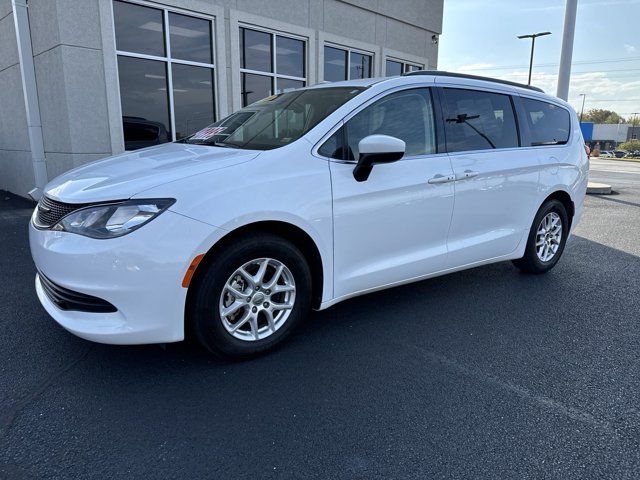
[12,0,48,199]
[556,0,578,101]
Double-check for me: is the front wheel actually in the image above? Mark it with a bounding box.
[513,199,569,274]
[188,233,312,359]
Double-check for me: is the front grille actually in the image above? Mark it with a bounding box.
[38,272,117,313]
[34,196,90,229]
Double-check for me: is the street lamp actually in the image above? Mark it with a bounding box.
[579,94,586,123]
[517,31,551,86]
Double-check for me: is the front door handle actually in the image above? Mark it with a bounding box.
[458,170,479,180]
[427,174,456,184]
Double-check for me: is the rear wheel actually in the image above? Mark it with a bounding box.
[189,233,312,359]
[513,199,569,274]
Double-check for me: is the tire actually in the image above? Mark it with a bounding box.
[512,199,569,274]
[188,233,312,359]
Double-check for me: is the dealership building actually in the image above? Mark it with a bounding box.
[0,0,443,197]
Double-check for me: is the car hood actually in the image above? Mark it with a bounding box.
[44,143,260,203]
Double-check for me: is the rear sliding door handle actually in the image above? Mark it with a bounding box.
[427,174,456,184]
[458,170,479,180]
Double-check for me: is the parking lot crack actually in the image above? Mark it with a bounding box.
[409,345,621,436]
[0,346,93,438]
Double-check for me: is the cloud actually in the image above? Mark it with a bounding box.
[523,0,640,12]
[457,63,497,72]
[624,44,637,53]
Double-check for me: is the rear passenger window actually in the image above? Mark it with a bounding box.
[522,98,570,146]
[442,88,519,152]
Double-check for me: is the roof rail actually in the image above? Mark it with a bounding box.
[404,70,545,93]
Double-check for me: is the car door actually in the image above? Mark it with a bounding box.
[320,87,456,299]
[439,86,540,266]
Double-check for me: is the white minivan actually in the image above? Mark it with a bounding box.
[30,71,588,358]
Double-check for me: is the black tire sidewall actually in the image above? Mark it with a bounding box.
[523,199,569,272]
[190,234,312,358]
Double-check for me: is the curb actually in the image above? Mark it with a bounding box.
[587,182,612,195]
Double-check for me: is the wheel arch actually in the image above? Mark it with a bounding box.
[186,220,325,316]
[542,190,575,227]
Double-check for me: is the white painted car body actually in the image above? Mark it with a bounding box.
[29,73,588,344]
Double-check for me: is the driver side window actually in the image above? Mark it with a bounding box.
[319,88,436,160]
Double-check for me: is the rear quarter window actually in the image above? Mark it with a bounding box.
[522,98,571,146]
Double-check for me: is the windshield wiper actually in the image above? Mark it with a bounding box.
[446,114,496,149]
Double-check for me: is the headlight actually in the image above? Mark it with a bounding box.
[52,199,175,239]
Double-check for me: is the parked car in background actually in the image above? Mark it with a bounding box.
[613,150,627,158]
[599,150,614,158]
[29,72,589,358]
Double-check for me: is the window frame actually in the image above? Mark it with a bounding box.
[238,24,308,106]
[437,86,522,154]
[113,0,218,145]
[516,94,573,149]
[385,57,424,76]
[323,43,375,82]
[313,86,444,163]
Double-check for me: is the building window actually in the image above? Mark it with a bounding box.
[239,27,306,107]
[385,59,423,76]
[113,0,216,150]
[324,45,372,82]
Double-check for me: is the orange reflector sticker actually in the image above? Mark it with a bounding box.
[182,254,205,288]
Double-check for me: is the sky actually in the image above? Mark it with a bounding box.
[438,0,640,123]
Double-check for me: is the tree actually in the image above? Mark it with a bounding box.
[581,109,626,124]
[618,139,640,152]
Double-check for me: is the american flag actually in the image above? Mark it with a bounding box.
[192,126,227,140]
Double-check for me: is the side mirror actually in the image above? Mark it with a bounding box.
[353,135,405,182]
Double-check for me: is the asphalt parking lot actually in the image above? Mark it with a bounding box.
[1,159,639,479]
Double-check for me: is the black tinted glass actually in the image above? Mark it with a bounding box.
[240,28,272,73]
[386,60,402,76]
[276,36,305,78]
[522,98,571,146]
[241,73,272,107]
[324,46,347,82]
[345,88,436,159]
[113,1,165,57]
[172,64,215,139]
[350,52,371,79]
[117,56,171,149]
[169,12,212,64]
[318,128,345,159]
[276,78,304,94]
[442,88,518,152]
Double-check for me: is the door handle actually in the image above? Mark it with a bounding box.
[427,174,455,184]
[458,170,479,180]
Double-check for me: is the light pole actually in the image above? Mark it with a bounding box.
[517,31,551,86]
[579,94,586,123]
[557,0,578,100]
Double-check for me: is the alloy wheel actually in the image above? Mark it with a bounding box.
[535,212,562,262]
[219,258,296,341]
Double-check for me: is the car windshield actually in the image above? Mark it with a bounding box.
[186,87,365,150]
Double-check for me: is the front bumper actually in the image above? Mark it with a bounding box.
[29,209,220,344]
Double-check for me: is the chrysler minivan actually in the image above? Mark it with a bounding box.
[30,71,588,358]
